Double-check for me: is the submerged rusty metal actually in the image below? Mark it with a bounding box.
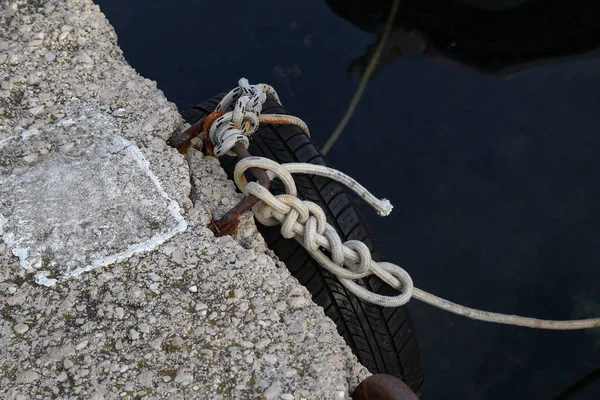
[352,374,419,400]
[168,110,270,237]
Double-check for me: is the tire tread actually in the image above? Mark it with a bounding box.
[181,96,424,394]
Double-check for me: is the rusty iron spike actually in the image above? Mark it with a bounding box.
[209,143,270,237]
[167,116,206,155]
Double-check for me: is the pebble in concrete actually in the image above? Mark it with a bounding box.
[13,323,29,334]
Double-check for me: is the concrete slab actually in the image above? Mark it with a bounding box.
[0,0,370,398]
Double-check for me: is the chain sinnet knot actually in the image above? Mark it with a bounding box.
[203,77,600,329]
[234,157,414,307]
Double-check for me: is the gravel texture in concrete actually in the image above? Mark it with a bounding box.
[0,0,370,398]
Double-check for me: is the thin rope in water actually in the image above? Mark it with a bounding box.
[321,0,401,155]
[206,77,600,330]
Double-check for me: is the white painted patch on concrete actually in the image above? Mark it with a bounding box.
[0,122,187,286]
[62,138,188,282]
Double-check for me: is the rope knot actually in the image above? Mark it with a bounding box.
[344,241,372,275]
[209,78,274,157]
[278,194,309,239]
[200,77,600,329]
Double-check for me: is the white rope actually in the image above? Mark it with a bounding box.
[208,78,305,157]
[235,157,393,217]
[207,78,600,330]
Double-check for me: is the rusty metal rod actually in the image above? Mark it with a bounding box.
[209,143,270,237]
[352,374,419,400]
[167,110,271,236]
[167,116,207,155]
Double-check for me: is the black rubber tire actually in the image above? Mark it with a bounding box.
[181,95,424,395]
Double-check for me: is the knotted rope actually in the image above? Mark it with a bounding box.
[208,78,309,157]
[202,78,600,330]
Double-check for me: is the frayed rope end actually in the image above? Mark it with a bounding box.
[377,198,393,217]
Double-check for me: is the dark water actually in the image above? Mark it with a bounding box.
[95,0,600,398]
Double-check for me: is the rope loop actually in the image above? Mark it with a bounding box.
[203,78,600,330]
[241,161,414,307]
[344,240,372,275]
